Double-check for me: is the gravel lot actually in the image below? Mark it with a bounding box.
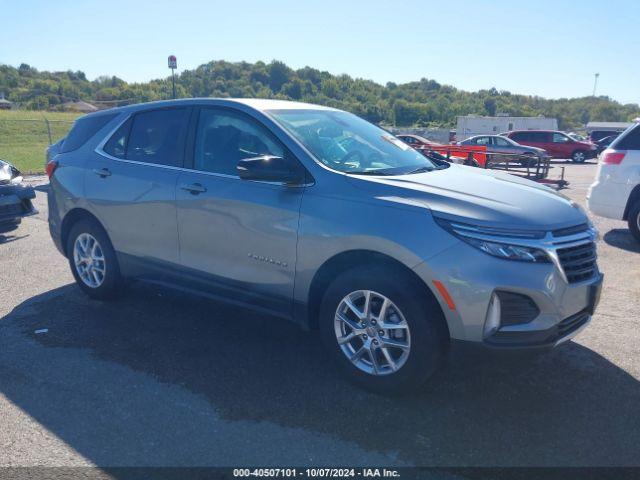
[0,161,639,468]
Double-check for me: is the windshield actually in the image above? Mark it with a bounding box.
[268,109,436,175]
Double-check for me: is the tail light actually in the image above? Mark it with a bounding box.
[45,160,59,178]
[601,150,625,165]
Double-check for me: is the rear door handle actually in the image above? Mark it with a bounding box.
[92,168,111,178]
[180,183,207,194]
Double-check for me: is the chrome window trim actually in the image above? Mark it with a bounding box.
[94,112,311,186]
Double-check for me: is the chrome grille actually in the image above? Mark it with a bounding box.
[557,242,597,283]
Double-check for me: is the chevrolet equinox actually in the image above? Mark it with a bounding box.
[47,99,603,392]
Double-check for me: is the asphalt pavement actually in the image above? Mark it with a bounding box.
[1,162,639,468]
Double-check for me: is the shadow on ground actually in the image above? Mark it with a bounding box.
[603,229,640,254]
[0,232,29,244]
[1,282,639,467]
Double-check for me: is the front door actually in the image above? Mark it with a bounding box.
[175,107,304,317]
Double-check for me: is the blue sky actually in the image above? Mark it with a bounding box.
[1,0,638,104]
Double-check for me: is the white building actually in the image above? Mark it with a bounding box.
[456,115,558,141]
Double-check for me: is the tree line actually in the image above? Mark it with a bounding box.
[1,60,638,130]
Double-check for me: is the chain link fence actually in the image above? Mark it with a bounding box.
[0,117,75,173]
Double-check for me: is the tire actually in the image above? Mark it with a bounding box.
[66,218,122,300]
[519,153,537,168]
[628,200,640,243]
[318,265,448,394]
[571,150,587,163]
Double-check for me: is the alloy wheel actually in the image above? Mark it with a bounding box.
[334,290,411,376]
[73,233,106,288]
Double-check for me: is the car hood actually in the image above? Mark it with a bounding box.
[347,164,587,231]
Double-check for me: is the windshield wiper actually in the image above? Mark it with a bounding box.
[406,166,435,174]
[346,170,395,176]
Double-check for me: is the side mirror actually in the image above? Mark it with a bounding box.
[237,155,303,185]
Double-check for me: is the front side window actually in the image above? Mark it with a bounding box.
[494,137,512,147]
[126,108,190,166]
[194,109,285,176]
[269,109,436,175]
[552,132,570,143]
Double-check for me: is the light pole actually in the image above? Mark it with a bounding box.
[592,73,599,97]
[168,55,177,99]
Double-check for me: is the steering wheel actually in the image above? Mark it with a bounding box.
[337,150,365,168]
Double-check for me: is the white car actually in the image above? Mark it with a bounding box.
[587,122,640,242]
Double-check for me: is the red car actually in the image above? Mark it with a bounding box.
[501,130,598,163]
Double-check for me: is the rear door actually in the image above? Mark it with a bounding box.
[86,107,191,265]
[175,106,305,317]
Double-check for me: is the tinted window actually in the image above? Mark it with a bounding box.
[494,137,511,147]
[530,132,548,142]
[614,124,640,150]
[511,132,528,142]
[61,113,118,153]
[475,136,491,146]
[127,108,190,166]
[194,109,285,176]
[103,118,132,159]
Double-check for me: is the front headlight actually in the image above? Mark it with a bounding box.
[435,218,550,263]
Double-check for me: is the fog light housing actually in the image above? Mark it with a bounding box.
[484,293,501,339]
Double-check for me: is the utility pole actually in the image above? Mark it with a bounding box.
[592,73,599,97]
[168,55,177,99]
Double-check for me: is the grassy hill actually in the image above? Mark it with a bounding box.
[0,110,78,173]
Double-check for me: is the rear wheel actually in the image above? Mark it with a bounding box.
[319,265,448,394]
[628,200,640,243]
[571,150,587,163]
[67,219,122,300]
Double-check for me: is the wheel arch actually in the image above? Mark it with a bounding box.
[623,184,640,221]
[305,249,449,339]
[60,208,105,257]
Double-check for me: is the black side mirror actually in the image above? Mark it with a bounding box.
[237,155,303,185]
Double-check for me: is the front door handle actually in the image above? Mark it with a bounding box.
[92,168,111,178]
[180,183,207,195]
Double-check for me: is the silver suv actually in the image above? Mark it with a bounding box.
[47,99,603,392]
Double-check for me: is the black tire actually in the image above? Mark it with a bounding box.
[519,153,537,168]
[319,265,448,394]
[66,218,122,300]
[628,200,640,243]
[571,150,587,163]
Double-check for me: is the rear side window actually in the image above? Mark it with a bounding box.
[61,113,118,153]
[511,132,527,142]
[103,118,132,159]
[126,108,190,166]
[613,125,640,150]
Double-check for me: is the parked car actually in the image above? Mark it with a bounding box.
[458,135,549,167]
[502,130,598,163]
[594,134,619,154]
[47,99,602,393]
[588,122,640,242]
[0,159,37,234]
[396,134,472,165]
[395,133,441,148]
[589,130,624,143]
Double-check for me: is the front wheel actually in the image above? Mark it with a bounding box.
[319,266,448,394]
[67,219,123,300]
[571,150,587,163]
[628,200,640,243]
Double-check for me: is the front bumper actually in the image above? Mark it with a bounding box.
[413,241,602,349]
[0,184,37,233]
